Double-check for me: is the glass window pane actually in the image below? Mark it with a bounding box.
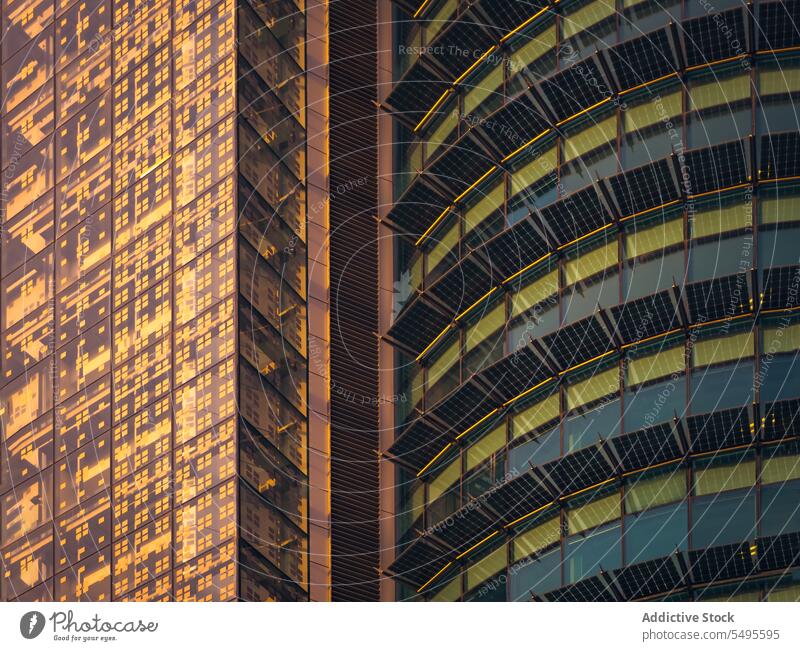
[692,200,753,239]
[760,481,800,537]
[624,501,688,563]
[691,490,756,547]
[466,425,506,472]
[567,492,619,534]
[509,546,561,599]
[693,331,754,367]
[625,216,683,259]
[627,344,685,387]
[514,516,560,560]
[565,240,618,285]
[429,457,460,504]
[564,398,621,451]
[566,365,619,411]
[623,376,686,430]
[466,545,506,592]
[508,426,560,473]
[565,521,622,583]
[695,458,756,496]
[625,470,686,512]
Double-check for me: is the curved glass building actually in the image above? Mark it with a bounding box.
[381,0,800,602]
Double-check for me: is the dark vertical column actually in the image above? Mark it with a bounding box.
[328,0,381,601]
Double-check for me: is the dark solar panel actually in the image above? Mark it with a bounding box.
[605,28,678,91]
[428,256,495,314]
[538,186,610,247]
[761,265,800,311]
[756,531,800,572]
[476,0,549,35]
[540,59,610,123]
[756,0,800,51]
[689,543,753,584]
[688,407,752,453]
[545,576,614,602]
[427,133,495,195]
[388,537,451,588]
[760,131,800,180]
[476,93,550,156]
[435,506,497,551]
[684,273,751,323]
[486,473,553,523]
[481,218,549,278]
[388,294,452,355]
[480,348,551,403]
[542,445,615,495]
[683,140,749,196]
[386,62,451,116]
[682,8,748,68]
[613,557,684,599]
[762,398,800,441]
[610,290,680,344]
[388,418,454,472]
[387,180,449,236]
[431,380,495,431]
[612,423,681,471]
[430,16,496,79]
[608,159,678,217]
[541,316,613,369]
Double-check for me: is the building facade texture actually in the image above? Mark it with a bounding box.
[0,0,331,601]
[383,0,800,601]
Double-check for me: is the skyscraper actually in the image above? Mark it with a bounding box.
[0,0,335,602]
[382,0,800,602]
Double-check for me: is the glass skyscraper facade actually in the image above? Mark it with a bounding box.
[384,0,800,601]
[0,0,327,601]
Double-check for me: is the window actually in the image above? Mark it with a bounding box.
[463,60,504,119]
[426,219,458,282]
[762,451,800,484]
[514,516,561,560]
[466,545,506,592]
[512,393,560,439]
[565,239,618,286]
[429,456,460,504]
[566,365,619,411]
[509,546,561,599]
[427,107,459,161]
[761,481,800,537]
[625,215,683,260]
[510,146,557,204]
[688,235,751,281]
[690,358,754,413]
[563,114,617,164]
[625,470,686,513]
[422,0,457,45]
[623,375,686,430]
[627,344,685,387]
[463,180,504,247]
[564,398,621,451]
[565,521,622,582]
[694,457,756,496]
[466,424,506,473]
[464,300,506,374]
[624,501,688,563]
[507,24,557,96]
[691,490,756,547]
[623,249,684,301]
[427,337,460,406]
[693,331,754,367]
[508,426,561,473]
[691,200,753,239]
[560,0,617,62]
[567,492,619,534]
[562,272,618,324]
[622,91,681,169]
[687,73,752,148]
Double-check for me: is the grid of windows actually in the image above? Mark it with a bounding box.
[0,0,311,602]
